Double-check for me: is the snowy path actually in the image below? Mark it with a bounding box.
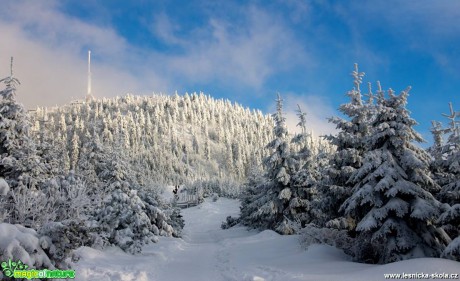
[74,198,460,281]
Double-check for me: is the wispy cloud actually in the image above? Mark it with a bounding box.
[150,12,185,46]
[154,6,309,89]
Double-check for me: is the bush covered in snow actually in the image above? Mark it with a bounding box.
[443,237,460,262]
[299,224,354,256]
[137,186,182,238]
[438,204,460,261]
[163,206,184,237]
[221,216,240,229]
[38,219,93,268]
[94,181,179,254]
[2,172,92,230]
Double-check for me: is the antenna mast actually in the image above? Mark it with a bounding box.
[10,57,13,77]
[86,50,93,102]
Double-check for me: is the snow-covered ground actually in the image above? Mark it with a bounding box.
[74,198,460,281]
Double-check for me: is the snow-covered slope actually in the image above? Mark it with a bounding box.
[73,198,460,281]
[30,94,276,185]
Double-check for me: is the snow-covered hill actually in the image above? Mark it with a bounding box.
[73,198,460,281]
[30,93,275,185]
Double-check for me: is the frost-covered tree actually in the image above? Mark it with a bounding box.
[433,103,460,205]
[239,94,296,234]
[285,105,318,228]
[0,59,49,230]
[75,132,106,204]
[45,172,92,222]
[428,121,447,162]
[428,120,451,196]
[95,181,177,254]
[438,150,460,206]
[429,103,460,260]
[0,58,44,190]
[315,64,372,228]
[341,87,448,264]
[137,185,183,238]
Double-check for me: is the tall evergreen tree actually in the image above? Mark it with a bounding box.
[240,94,295,234]
[436,103,460,205]
[315,64,372,228]
[0,58,43,189]
[286,105,318,228]
[341,86,448,264]
[430,103,460,261]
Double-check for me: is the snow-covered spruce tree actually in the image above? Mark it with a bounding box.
[286,105,319,228]
[220,155,261,229]
[341,86,448,264]
[431,103,460,260]
[239,94,296,234]
[428,121,447,163]
[0,58,44,191]
[427,120,451,198]
[75,131,107,206]
[315,64,372,228]
[232,160,265,229]
[435,103,460,206]
[0,58,47,228]
[33,118,69,178]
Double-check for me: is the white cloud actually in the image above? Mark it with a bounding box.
[161,6,309,89]
[150,12,185,46]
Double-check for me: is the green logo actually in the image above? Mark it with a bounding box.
[1,259,29,277]
[1,259,76,279]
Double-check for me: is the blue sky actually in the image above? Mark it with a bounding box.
[0,0,459,143]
